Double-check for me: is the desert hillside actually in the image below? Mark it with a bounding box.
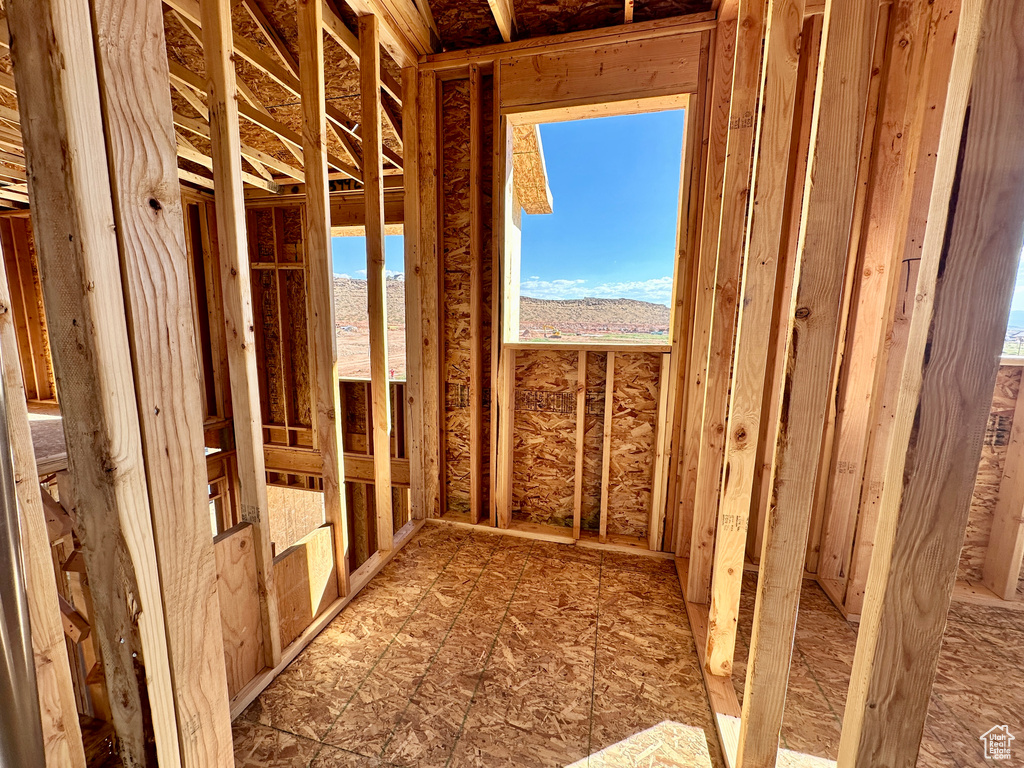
[332,277,672,378]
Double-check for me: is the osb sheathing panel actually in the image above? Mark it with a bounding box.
[428,0,505,50]
[959,365,1020,582]
[267,484,326,552]
[513,0,626,38]
[341,381,369,453]
[582,352,608,531]
[632,0,714,22]
[512,349,578,527]
[442,80,472,513]
[606,352,660,541]
[512,125,553,216]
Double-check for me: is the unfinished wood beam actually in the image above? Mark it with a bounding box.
[692,0,763,613]
[495,347,515,528]
[487,0,517,41]
[167,59,363,179]
[706,0,804,677]
[624,0,634,23]
[412,68,441,520]
[0,233,85,768]
[680,0,738,587]
[299,0,351,596]
[8,0,182,763]
[838,2,1020,764]
[648,353,673,551]
[573,351,587,540]
[361,14,394,550]
[174,112,305,181]
[92,0,235,762]
[840,0,961,616]
[469,63,485,524]
[983,379,1024,597]
[321,1,403,104]
[176,140,281,192]
[599,352,615,543]
[817,0,955,594]
[344,0,437,67]
[200,0,282,668]
[734,0,881,756]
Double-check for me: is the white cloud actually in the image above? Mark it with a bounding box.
[529,275,540,280]
[385,269,404,279]
[520,276,672,305]
[336,273,353,279]
[355,269,367,277]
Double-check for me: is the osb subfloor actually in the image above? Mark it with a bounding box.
[733,573,1024,766]
[236,523,725,767]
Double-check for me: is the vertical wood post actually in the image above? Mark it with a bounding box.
[9,0,183,762]
[200,0,282,665]
[838,2,1019,764]
[733,0,881,760]
[298,0,351,595]
[599,352,615,543]
[92,0,234,762]
[360,13,395,550]
[468,62,485,524]
[0,243,85,768]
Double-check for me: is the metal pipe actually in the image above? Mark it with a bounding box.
[0,336,45,768]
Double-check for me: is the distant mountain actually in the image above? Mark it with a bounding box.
[519,295,670,329]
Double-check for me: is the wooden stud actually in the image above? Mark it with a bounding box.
[495,347,515,528]
[417,69,442,519]
[599,352,615,543]
[200,0,282,667]
[839,1,1015,765]
[691,0,764,609]
[838,3,1020,764]
[91,0,235,762]
[680,0,738,590]
[573,350,587,540]
[648,353,673,551]
[299,0,351,596]
[344,0,437,66]
[487,0,517,42]
[8,0,183,762]
[0,230,85,768]
[402,65,426,520]
[983,380,1024,597]
[469,63,485,524]
[704,0,805,677]
[360,14,394,551]
[733,0,881,754]
[844,0,962,615]
[817,0,957,593]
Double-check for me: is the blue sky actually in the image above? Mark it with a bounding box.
[520,109,685,306]
[333,234,405,278]
[330,109,686,305]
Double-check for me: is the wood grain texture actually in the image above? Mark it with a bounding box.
[0,225,85,767]
[497,31,703,113]
[983,366,1024,597]
[682,0,738,592]
[817,0,958,590]
[92,0,235,762]
[837,0,1005,764]
[10,0,184,762]
[361,14,395,550]
[201,0,282,666]
[214,524,265,698]
[692,0,765,612]
[511,349,578,529]
[734,0,881,760]
[274,524,340,648]
[299,0,351,596]
[706,0,805,682]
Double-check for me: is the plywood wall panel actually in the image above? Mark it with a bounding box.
[959,366,1020,581]
[512,349,578,527]
[274,525,340,649]
[606,352,661,541]
[442,79,473,515]
[214,524,265,698]
[582,351,608,531]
